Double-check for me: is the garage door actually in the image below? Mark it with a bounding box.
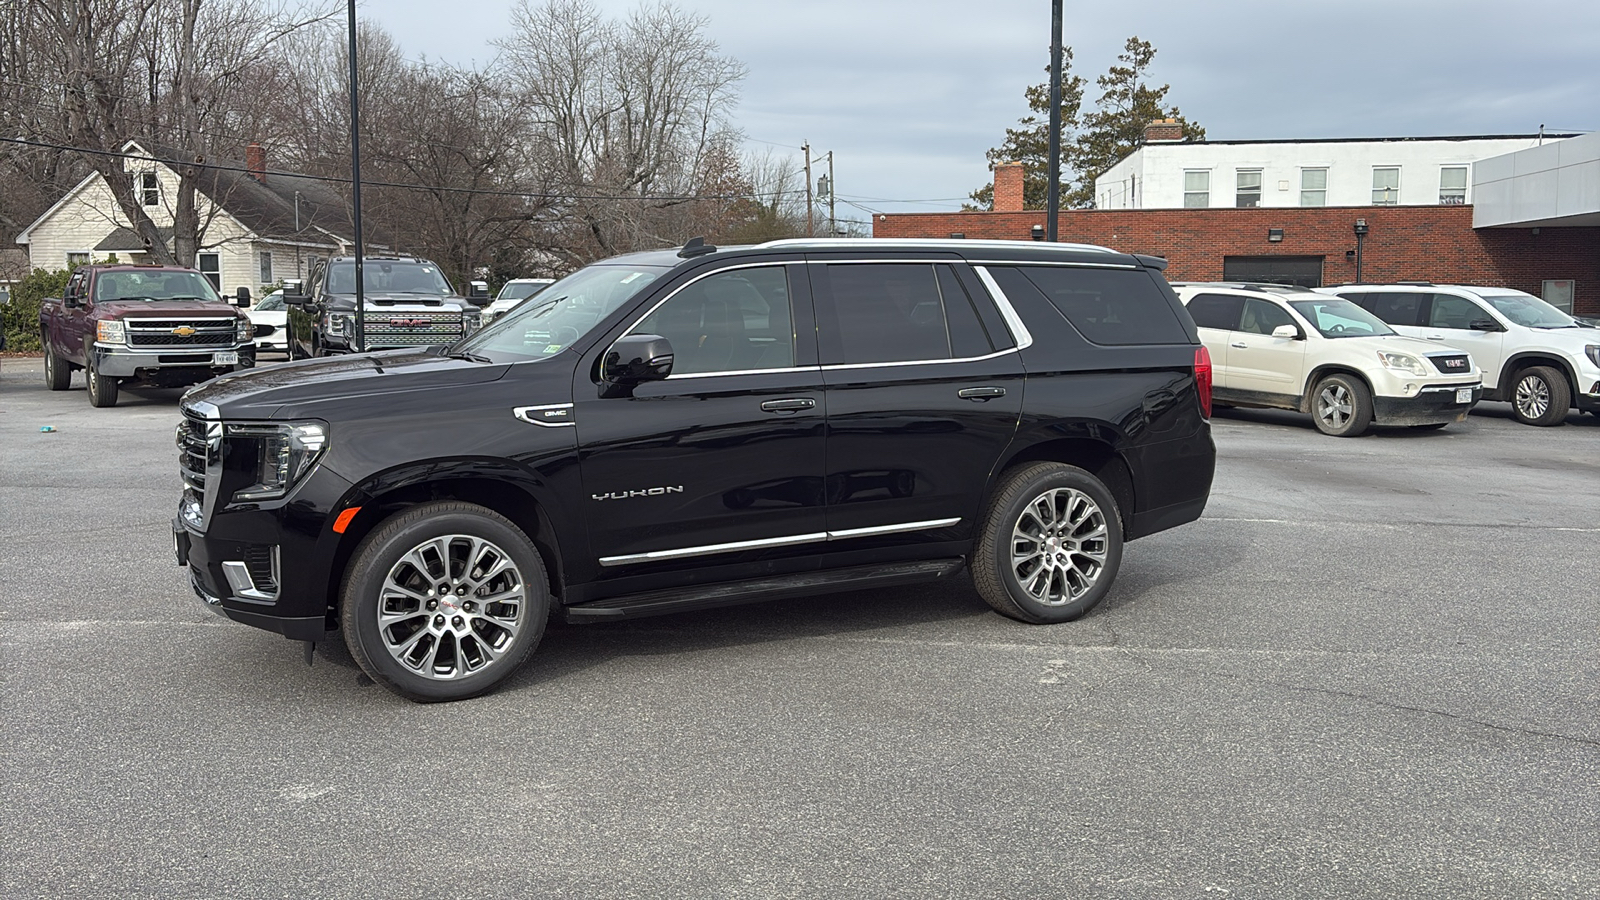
[1221,255,1325,288]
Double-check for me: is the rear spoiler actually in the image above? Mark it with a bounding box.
[1133,254,1168,271]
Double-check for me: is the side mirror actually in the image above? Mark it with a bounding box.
[1271,324,1301,340]
[63,294,81,309]
[234,286,252,308]
[469,280,490,305]
[282,279,307,307]
[603,334,674,385]
[1469,319,1501,332]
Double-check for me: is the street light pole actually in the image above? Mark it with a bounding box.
[347,0,366,352]
[1046,0,1063,242]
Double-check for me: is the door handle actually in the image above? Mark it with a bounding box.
[1229,342,1248,349]
[1425,335,1445,341]
[957,386,1007,400]
[760,398,815,412]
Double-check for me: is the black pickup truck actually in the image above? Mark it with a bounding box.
[176,237,1216,702]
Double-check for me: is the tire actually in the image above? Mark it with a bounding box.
[1510,366,1570,426]
[85,352,119,408]
[340,501,550,702]
[1310,373,1371,436]
[43,341,71,391]
[972,462,1124,624]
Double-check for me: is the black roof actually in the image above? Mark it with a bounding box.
[142,142,352,246]
[95,226,174,252]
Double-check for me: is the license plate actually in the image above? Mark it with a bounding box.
[1456,388,1472,404]
[212,351,239,365]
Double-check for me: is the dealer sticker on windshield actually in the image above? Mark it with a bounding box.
[1456,388,1472,404]
[212,352,238,365]
[544,344,563,354]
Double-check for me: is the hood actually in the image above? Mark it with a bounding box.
[1367,334,1473,356]
[183,348,508,420]
[325,292,471,310]
[97,300,243,319]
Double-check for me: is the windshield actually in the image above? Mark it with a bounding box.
[1479,291,1577,328]
[454,264,666,362]
[497,281,551,302]
[327,261,454,295]
[93,270,221,303]
[256,294,284,311]
[1288,297,1396,338]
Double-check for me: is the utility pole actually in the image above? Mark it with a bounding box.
[827,151,836,236]
[1047,0,1063,242]
[803,142,814,238]
[347,0,366,352]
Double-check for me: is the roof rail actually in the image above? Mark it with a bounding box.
[757,237,1120,255]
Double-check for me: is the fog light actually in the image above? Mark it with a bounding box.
[1403,383,1417,395]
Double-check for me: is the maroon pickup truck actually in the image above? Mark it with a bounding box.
[39,264,261,407]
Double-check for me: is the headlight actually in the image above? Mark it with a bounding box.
[463,310,482,335]
[96,320,126,343]
[1377,351,1428,377]
[325,313,353,339]
[226,422,327,502]
[1586,345,1600,368]
[235,318,254,342]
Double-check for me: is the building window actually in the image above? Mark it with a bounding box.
[1183,170,1210,208]
[1542,279,1575,313]
[1235,169,1262,208]
[1372,167,1400,205]
[67,251,91,268]
[139,172,159,207]
[1439,166,1468,205]
[198,252,221,291]
[1300,168,1327,207]
[260,251,273,286]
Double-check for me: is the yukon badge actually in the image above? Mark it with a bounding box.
[593,486,685,501]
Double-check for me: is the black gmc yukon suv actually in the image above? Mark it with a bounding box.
[174,238,1216,702]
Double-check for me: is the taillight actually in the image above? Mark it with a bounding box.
[1194,345,1213,418]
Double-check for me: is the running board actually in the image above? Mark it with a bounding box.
[563,558,967,623]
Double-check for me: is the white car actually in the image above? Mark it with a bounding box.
[1318,283,1600,426]
[481,278,555,326]
[1174,283,1483,436]
[245,289,288,352]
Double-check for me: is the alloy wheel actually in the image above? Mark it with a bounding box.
[1010,487,1109,606]
[1515,374,1550,420]
[376,534,527,680]
[1317,383,1352,429]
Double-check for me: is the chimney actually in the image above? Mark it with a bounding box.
[246,142,266,182]
[1143,118,1185,144]
[993,161,1025,212]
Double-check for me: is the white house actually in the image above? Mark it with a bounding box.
[15,140,352,294]
[1094,121,1575,212]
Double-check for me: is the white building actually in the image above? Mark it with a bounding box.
[1094,121,1575,211]
[15,140,352,294]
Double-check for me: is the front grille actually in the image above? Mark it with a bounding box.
[128,318,236,349]
[362,311,464,347]
[177,411,219,529]
[1429,354,1472,375]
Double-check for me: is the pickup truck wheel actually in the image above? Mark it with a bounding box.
[972,463,1124,624]
[1311,373,1371,437]
[1511,366,1570,426]
[85,354,119,408]
[340,501,550,703]
[43,342,71,391]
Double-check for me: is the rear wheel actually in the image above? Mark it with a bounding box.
[340,501,550,702]
[1311,373,1371,436]
[43,341,71,390]
[972,463,1124,624]
[85,352,119,408]
[1511,366,1570,426]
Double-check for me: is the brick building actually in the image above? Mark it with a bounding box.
[874,141,1600,317]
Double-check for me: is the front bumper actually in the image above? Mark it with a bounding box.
[94,342,256,379]
[1373,383,1481,425]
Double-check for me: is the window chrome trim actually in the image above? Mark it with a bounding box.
[618,260,802,363]
[972,266,1034,350]
[961,259,1139,270]
[513,403,575,427]
[819,347,1018,372]
[598,517,963,566]
[664,365,817,381]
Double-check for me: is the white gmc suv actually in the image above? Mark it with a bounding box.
[1174,283,1483,437]
[1318,284,1600,427]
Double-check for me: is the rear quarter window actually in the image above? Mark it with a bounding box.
[1016,266,1191,345]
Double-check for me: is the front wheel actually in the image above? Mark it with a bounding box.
[1511,366,1570,426]
[85,353,119,408]
[1311,373,1371,436]
[972,463,1124,624]
[340,501,550,702]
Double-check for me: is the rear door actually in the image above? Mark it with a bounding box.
[810,258,1023,563]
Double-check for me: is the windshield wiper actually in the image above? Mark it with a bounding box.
[446,349,492,363]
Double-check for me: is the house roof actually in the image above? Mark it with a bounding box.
[137,141,353,245]
[95,226,175,252]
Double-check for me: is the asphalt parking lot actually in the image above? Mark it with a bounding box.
[1,356,1596,899]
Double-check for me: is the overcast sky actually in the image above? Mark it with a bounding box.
[375,0,1600,224]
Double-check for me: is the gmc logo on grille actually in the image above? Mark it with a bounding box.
[388,318,431,328]
[1442,358,1466,369]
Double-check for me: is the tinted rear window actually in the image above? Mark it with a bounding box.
[1017,266,1190,345]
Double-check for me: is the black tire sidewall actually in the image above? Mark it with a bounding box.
[86,353,117,408]
[1514,367,1569,426]
[986,465,1125,623]
[341,504,550,702]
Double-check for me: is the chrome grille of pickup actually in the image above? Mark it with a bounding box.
[1429,354,1472,375]
[128,318,236,348]
[362,311,464,347]
[176,410,221,530]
